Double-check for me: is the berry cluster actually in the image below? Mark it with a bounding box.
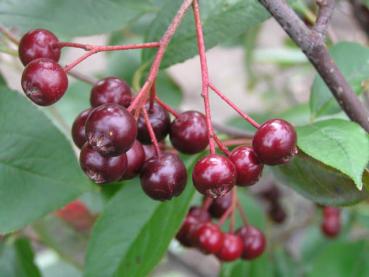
[176,196,266,262]
[320,206,341,238]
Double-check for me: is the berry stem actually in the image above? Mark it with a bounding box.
[141,107,161,158]
[192,0,216,154]
[218,202,234,226]
[229,189,237,233]
[0,26,20,45]
[202,197,213,211]
[149,81,157,111]
[209,83,260,129]
[213,134,230,156]
[236,200,248,225]
[155,96,179,118]
[222,138,252,147]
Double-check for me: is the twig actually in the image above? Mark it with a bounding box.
[258,0,369,132]
[314,0,335,36]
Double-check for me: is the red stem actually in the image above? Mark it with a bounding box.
[142,108,161,158]
[213,134,230,156]
[155,96,179,118]
[192,0,216,154]
[229,189,237,233]
[149,81,157,111]
[236,200,248,225]
[202,197,213,211]
[209,83,260,129]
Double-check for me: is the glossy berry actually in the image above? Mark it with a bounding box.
[253,119,297,165]
[216,233,244,262]
[140,153,187,201]
[208,191,232,218]
[321,207,341,238]
[137,102,170,144]
[79,144,127,184]
[121,140,145,180]
[21,58,68,106]
[72,108,92,149]
[230,146,263,186]
[268,203,287,224]
[192,154,236,198]
[169,111,209,154]
[143,144,156,161]
[86,104,137,156]
[19,29,61,66]
[194,222,223,254]
[237,225,266,260]
[90,77,132,108]
[176,207,211,247]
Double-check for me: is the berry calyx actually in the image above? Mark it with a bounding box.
[253,119,297,165]
[237,225,266,260]
[208,191,232,218]
[79,143,127,184]
[169,111,209,154]
[21,58,68,106]
[120,140,145,180]
[140,153,187,201]
[192,154,236,198]
[216,233,243,262]
[90,77,132,108]
[230,146,263,186]
[18,29,61,66]
[137,102,170,144]
[194,222,223,254]
[72,108,92,149]
[85,104,137,156]
[321,207,341,238]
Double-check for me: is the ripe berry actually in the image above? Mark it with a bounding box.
[194,222,224,254]
[86,104,137,156]
[321,207,341,238]
[237,225,266,260]
[169,111,208,154]
[137,102,170,144]
[216,233,243,262]
[90,77,132,108]
[230,146,263,186]
[253,119,297,165]
[56,200,95,231]
[121,140,145,180]
[143,144,156,161]
[140,153,187,201]
[79,144,127,184]
[176,207,211,247]
[72,108,92,149]
[208,191,232,218]
[192,154,236,198]
[19,29,61,66]
[21,58,68,106]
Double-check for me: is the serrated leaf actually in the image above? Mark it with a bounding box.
[84,155,198,277]
[0,88,92,233]
[0,0,153,37]
[272,152,369,206]
[142,0,269,69]
[310,42,369,117]
[297,119,369,190]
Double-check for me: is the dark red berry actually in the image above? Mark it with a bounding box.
[192,154,236,198]
[208,191,232,218]
[137,102,170,144]
[237,225,266,260]
[90,77,132,108]
[79,143,127,184]
[72,108,92,149]
[176,207,211,247]
[216,233,244,262]
[321,207,341,238]
[268,203,287,224]
[21,58,68,106]
[143,144,156,161]
[194,222,223,254]
[121,140,145,180]
[19,29,61,66]
[86,104,137,156]
[253,119,297,165]
[230,146,263,186]
[140,153,187,201]
[323,206,340,217]
[169,111,208,154]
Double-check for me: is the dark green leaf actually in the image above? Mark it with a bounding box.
[0,88,92,233]
[0,238,41,277]
[84,155,198,277]
[142,0,269,69]
[310,42,369,117]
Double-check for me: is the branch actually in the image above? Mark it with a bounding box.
[314,0,335,36]
[258,0,369,133]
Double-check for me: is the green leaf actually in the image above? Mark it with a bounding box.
[0,0,154,36]
[272,152,369,206]
[84,155,198,277]
[310,42,369,118]
[0,238,41,277]
[0,88,92,233]
[142,0,269,69]
[297,119,369,190]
